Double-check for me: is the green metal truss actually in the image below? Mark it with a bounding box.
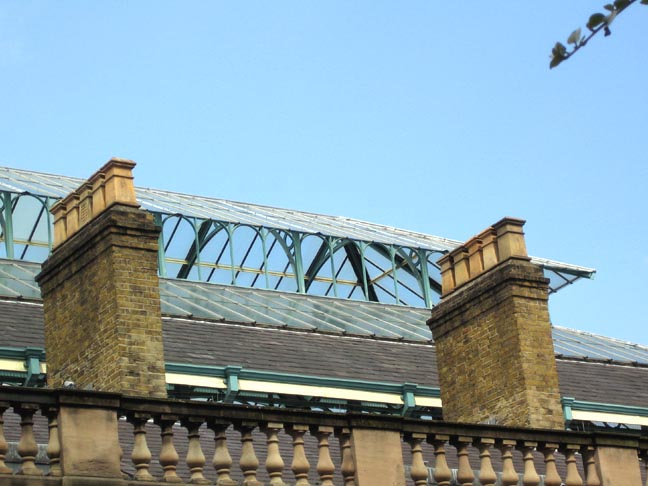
[0,167,596,308]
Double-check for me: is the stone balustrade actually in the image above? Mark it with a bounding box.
[50,158,139,248]
[0,387,646,485]
[438,217,529,296]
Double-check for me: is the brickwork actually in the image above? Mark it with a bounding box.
[36,188,167,398]
[428,221,564,430]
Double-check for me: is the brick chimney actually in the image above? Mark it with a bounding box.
[427,217,564,429]
[36,159,167,398]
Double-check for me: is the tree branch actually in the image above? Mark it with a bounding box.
[550,0,643,68]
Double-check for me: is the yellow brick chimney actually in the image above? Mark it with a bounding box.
[36,158,167,398]
[428,217,564,429]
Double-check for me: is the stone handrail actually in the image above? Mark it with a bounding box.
[0,387,646,485]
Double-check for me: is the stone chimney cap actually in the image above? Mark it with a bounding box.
[99,157,136,171]
[492,216,526,228]
[438,217,529,296]
[50,158,139,248]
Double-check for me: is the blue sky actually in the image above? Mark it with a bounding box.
[1,2,646,345]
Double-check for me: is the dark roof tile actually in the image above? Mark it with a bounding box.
[1,298,647,409]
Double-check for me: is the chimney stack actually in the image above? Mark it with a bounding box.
[428,217,564,429]
[36,158,167,398]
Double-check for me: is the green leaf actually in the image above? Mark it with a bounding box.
[642,0,648,5]
[614,0,631,9]
[549,56,564,69]
[587,13,607,30]
[603,4,615,11]
[553,42,567,56]
[550,42,567,69]
[567,28,582,45]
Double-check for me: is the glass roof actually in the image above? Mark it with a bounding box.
[552,326,648,364]
[0,164,595,312]
[162,279,432,341]
[0,166,458,251]
[0,259,41,299]
[0,259,645,365]
[0,166,595,276]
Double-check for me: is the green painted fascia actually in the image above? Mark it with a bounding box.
[563,397,648,418]
[0,346,46,386]
[165,362,227,377]
[0,370,27,379]
[165,362,441,398]
[0,346,45,360]
[0,351,442,401]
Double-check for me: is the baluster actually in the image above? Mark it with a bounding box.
[208,420,237,486]
[0,403,13,474]
[476,438,497,486]
[582,446,601,486]
[497,440,519,486]
[406,433,429,486]
[641,451,648,486]
[520,442,540,486]
[15,404,42,476]
[182,416,210,484]
[314,426,335,486]
[128,413,154,481]
[430,435,452,486]
[264,422,286,486]
[41,406,61,477]
[337,427,356,486]
[155,415,182,483]
[562,445,584,486]
[288,425,311,486]
[237,422,263,486]
[453,437,475,486]
[541,444,563,486]
[119,442,125,479]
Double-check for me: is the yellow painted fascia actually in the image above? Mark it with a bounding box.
[165,373,226,389]
[239,379,403,404]
[0,358,25,372]
[571,409,648,427]
[164,373,442,408]
[415,396,443,408]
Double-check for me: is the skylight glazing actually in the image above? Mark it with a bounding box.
[0,166,596,307]
[0,259,644,365]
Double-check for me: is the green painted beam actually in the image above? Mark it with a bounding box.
[563,396,648,419]
[0,346,42,360]
[165,361,441,398]
[2,348,646,422]
[1,192,15,259]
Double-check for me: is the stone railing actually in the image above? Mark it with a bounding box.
[0,387,646,485]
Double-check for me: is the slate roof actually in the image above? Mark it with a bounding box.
[2,258,647,364]
[556,360,648,408]
[2,297,648,408]
[164,316,439,385]
[0,299,45,348]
